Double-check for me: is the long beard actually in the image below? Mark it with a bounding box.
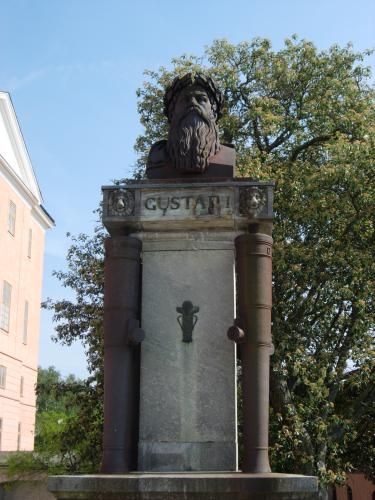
[167,112,220,172]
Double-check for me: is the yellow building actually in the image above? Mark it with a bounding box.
[0,91,54,451]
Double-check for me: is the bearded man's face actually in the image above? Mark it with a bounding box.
[167,85,220,172]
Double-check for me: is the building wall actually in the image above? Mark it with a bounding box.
[0,172,46,451]
[336,473,375,500]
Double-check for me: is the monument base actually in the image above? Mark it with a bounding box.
[48,472,318,499]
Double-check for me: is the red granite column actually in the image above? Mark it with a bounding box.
[101,236,144,473]
[231,231,273,473]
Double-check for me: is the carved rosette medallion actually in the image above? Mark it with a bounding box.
[239,186,267,218]
[108,189,135,216]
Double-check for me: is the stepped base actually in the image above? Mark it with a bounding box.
[48,472,318,499]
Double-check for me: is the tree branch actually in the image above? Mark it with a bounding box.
[252,117,265,152]
[290,134,332,162]
[268,129,293,151]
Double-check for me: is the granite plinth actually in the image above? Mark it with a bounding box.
[100,180,275,474]
[138,233,237,471]
[48,473,319,500]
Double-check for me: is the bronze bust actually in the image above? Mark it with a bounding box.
[146,73,235,179]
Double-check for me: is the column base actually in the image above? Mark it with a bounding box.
[48,472,318,499]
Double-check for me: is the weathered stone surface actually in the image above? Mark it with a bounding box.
[102,180,274,234]
[139,442,236,472]
[0,479,55,500]
[48,473,319,500]
[100,180,276,475]
[138,232,237,471]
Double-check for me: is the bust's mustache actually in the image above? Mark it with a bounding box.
[177,108,211,127]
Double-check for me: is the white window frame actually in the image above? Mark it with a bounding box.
[0,281,12,332]
[17,422,21,450]
[27,228,32,258]
[8,200,16,236]
[0,366,6,389]
[23,301,29,344]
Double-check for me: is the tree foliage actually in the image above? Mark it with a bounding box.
[41,227,106,473]
[6,366,102,475]
[45,37,374,483]
[34,365,78,460]
[35,366,103,473]
[135,37,375,483]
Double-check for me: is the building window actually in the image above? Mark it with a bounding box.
[27,228,32,258]
[8,201,16,236]
[23,301,29,344]
[0,281,12,332]
[20,376,24,397]
[0,366,6,389]
[17,422,21,451]
[0,418,2,451]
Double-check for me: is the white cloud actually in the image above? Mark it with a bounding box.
[6,60,124,92]
[7,67,50,91]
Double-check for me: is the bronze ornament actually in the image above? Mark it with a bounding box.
[176,300,199,343]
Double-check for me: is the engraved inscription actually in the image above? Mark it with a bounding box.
[102,183,273,230]
[142,191,233,217]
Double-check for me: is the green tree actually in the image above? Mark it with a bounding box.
[134,38,374,486]
[42,227,105,472]
[6,366,99,475]
[34,367,80,470]
[36,366,78,414]
[45,37,374,488]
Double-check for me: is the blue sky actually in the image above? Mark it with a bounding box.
[1,0,374,378]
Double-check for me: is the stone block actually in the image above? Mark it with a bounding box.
[138,233,237,471]
[48,473,319,500]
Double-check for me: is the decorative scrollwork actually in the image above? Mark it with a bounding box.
[239,186,267,218]
[108,189,135,216]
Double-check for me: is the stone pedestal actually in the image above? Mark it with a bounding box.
[48,473,319,499]
[138,232,237,471]
[101,180,274,473]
